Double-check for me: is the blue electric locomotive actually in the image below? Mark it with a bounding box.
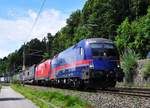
[51,38,123,88]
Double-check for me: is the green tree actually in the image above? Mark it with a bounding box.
[115,18,134,52]
[115,7,150,57]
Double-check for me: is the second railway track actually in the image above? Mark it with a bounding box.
[98,88,150,98]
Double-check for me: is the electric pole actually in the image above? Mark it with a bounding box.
[22,43,26,85]
[23,43,26,71]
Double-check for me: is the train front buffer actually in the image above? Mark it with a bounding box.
[81,60,124,85]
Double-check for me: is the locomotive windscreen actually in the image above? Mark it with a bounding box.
[90,43,119,59]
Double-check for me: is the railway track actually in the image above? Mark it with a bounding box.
[98,88,150,98]
[26,85,150,98]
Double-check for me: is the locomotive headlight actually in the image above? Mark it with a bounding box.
[117,65,120,68]
[103,52,107,56]
[117,60,121,68]
[89,62,94,69]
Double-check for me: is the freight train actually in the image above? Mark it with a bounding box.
[12,38,124,88]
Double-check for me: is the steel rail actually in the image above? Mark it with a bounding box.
[97,88,150,98]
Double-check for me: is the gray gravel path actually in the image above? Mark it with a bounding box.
[0,86,39,108]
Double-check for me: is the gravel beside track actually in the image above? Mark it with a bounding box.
[26,85,150,108]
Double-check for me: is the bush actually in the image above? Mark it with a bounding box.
[142,60,150,80]
[121,49,139,83]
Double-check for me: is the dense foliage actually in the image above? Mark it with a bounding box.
[0,0,150,75]
[115,8,150,57]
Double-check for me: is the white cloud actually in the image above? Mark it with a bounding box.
[29,9,67,40]
[0,9,68,58]
[28,9,37,20]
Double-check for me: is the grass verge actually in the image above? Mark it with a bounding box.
[11,84,91,108]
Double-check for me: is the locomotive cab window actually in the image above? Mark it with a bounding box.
[90,43,118,59]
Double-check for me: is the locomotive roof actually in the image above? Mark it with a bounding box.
[52,38,114,59]
[86,38,113,44]
[36,59,51,66]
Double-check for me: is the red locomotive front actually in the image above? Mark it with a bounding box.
[35,59,51,84]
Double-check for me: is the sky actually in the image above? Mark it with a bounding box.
[0,0,87,58]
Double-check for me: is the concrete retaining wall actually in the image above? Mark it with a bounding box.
[133,59,150,84]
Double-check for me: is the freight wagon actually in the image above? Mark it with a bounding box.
[24,65,36,84]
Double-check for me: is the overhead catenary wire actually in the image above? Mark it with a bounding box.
[25,0,47,43]
[22,0,47,70]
